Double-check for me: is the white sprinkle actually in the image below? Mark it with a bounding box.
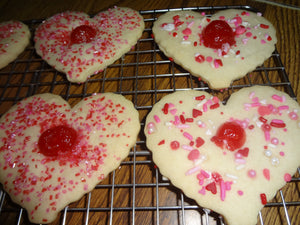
[162,23,175,31]
[226,173,238,179]
[268,143,277,149]
[264,150,272,157]
[271,157,279,166]
[181,41,191,45]
[236,164,246,170]
[206,129,212,135]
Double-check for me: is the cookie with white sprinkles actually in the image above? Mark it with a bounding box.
[34,6,145,83]
[0,92,140,223]
[152,9,277,89]
[0,20,30,69]
[145,86,300,225]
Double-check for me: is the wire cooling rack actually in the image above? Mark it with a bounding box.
[0,5,299,225]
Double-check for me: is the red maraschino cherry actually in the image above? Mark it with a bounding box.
[211,121,246,151]
[202,20,236,49]
[70,25,96,44]
[38,125,78,157]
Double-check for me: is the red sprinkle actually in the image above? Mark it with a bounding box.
[210,103,220,110]
[170,141,180,150]
[180,114,186,124]
[260,24,269,29]
[162,103,169,114]
[158,140,165,145]
[195,95,205,101]
[192,109,203,118]
[260,193,267,205]
[196,137,205,148]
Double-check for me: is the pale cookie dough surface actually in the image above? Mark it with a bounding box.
[152,9,277,89]
[0,21,31,69]
[34,7,145,83]
[145,86,300,225]
[0,92,140,223]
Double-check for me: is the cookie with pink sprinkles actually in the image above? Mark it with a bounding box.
[145,86,300,225]
[0,20,30,69]
[0,92,140,223]
[34,6,145,83]
[152,9,277,89]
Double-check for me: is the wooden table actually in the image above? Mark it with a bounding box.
[0,0,299,225]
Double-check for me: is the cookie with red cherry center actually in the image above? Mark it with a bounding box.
[34,6,145,83]
[144,86,300,225]
[0,92,140,223]
[152,9,277,89]
[0,21,31,69]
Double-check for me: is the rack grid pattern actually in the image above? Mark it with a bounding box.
[0,5,299,225]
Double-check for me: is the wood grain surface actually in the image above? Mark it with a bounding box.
[0,0,299,225]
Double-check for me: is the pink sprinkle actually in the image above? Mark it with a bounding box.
[182,28,192,35]
[271,138,279,145]
[235,158,246,164]
[272,94,283,102]
[225,181,232,190]
[154,115,160,123]
[237,190,244,196]
[263,168,270,180]
[187,21,194,28]
[84,184,89,191]
[174,116,180,125]
[236,25,246,35]
[201,169,210,178]
[261,39,266,44]
[199,187,206,195]
[289,111,298,120]
[242,38,249,44]
[246,32,252,37]
[278,105,289,111]
[185,166,200,175]
[206,56,213,62]
[188,149,200,160]
[284,173,292,182]
[264,130,271,141]
[220,180,226,201]
[203,103,208,112]
[183,132,193,141]
[219,16,225,20]
[170,108,177,115]
[201,12,206,16]
[212,96,219,103]
[247,169,256,178]
[182,145,193,151]
[279,151,285,156]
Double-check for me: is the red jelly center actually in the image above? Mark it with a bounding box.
[202,20,236,49]
[38,125,78,157]
[70,25,97,44]
[211,121,246,151]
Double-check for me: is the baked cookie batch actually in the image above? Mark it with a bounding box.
[0,6,299,225]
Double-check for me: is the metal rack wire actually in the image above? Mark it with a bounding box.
[0,5,299,225]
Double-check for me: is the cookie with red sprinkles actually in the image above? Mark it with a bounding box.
[0,92,140,223]
[0,20,30,69]
[34,6,145,83]
[145,86,300,225]
[152,9,277,89]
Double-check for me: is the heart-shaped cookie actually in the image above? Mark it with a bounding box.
[144,86,300,225]
[34,7,144,83]
[0,92,140,223]
[152,9,277,89]
[0,21,30,69]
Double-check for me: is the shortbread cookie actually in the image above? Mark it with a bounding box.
[152,9,277,89]
[0,21,30,69]
[0,92,140,223]
[34,7,144,83]
[145,86,300,225]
